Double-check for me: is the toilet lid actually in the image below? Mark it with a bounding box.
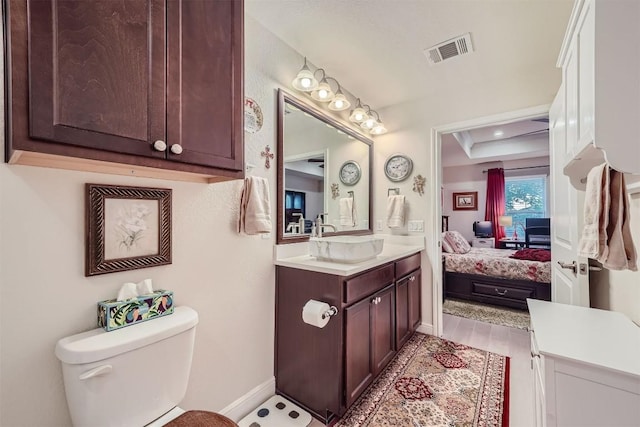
[164,410,237,427]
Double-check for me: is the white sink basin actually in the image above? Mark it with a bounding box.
[309,236,384,263]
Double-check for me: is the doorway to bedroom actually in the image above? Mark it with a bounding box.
[433,106,552,333]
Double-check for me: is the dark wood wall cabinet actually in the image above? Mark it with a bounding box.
[275,253,422,424]
[4,0,244,183]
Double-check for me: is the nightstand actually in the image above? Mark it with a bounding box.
[471,237,495,248]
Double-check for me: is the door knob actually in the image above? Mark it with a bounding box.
[557,260,577,274]
[152,140,167,151]
[170,144,183,155]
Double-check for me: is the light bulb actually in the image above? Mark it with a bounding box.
[355,112,364,121]
[334,99,344,108]
[318,89,328,99]
[300,77,311,88]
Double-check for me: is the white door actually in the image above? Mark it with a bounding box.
[549,85,590,306]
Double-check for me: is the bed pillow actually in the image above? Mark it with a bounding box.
[441,232,455,253]
[443,231,471,254]
[510,248,551,262]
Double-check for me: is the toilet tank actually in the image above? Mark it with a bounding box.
[55,306,199,427]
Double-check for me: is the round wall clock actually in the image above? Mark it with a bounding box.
[339,160,362,186]
[384,153,413,182]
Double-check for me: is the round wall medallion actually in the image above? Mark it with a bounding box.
[244,97,263,134]
[384,153,413,182]
[339,160,362,186]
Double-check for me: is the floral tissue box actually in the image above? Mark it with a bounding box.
[98,290,174,332]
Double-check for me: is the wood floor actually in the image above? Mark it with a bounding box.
[309,313,534,426]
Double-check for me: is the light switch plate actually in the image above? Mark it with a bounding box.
[408,220,424,232]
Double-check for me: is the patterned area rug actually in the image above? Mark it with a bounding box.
[334,333,509,427]
[443,299,530,330]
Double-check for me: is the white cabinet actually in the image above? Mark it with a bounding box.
[557,0,640,188]
[528,299,640,426]
[472,237,495,248]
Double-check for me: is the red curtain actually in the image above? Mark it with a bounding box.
[485,168,506,241]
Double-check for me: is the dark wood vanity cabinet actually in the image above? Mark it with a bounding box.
[5,0,244,182]
[344,284,395,408]
[395,253,422,349]
[275,252,421,424]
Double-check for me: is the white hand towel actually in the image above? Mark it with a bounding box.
[578,163,609,259]
[387,195,405,229]
[238,177,272,235]
[339,197,357,227]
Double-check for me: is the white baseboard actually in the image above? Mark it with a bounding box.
[416,322,433,335]
[219,376,275,422]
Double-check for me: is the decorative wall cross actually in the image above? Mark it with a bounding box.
[261,145,274,169]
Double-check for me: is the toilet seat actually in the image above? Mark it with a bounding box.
[164,410,238,427]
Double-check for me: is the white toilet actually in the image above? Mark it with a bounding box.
[55,306,236,427]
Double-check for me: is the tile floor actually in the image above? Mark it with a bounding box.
[309,313,534,426]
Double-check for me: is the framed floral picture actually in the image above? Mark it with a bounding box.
[86,184,172,276]
[452,191,478,211]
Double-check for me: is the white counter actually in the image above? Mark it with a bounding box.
[528,299,640,377]
[274,234,425,276]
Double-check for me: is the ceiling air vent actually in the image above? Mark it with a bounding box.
[424,33,474,65]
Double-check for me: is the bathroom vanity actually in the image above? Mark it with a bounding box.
[274,241,423,423]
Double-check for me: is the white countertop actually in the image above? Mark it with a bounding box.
[274,234,425,276]
[527,299,640,377]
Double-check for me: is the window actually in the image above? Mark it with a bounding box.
[285,190,306,228]
[504,176,547,236]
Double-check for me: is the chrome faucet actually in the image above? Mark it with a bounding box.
[315,213,336,238]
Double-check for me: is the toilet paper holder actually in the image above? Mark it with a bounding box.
[322,306,338,319]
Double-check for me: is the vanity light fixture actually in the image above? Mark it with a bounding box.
[328,85,351,111]
[311,72,335,102]
[291,58,388,135]
[349,98,369,123]
[292,57,319,91]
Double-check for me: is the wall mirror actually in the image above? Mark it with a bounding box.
[277,89,373,244]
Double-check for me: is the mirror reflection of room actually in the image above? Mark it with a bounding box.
[282,96,370,238]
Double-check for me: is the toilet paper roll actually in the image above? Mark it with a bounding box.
[302,299,331,328]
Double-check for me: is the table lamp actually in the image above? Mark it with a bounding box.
[498,215,513,238]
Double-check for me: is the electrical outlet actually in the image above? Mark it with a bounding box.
[376,220,383,231]
[408,220,424,232]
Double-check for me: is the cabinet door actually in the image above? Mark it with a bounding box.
[396,269,421,349]
[371,285,396,377]
[408,269,421,331]
[27,0,166,157]
[344,297,373,408]
[395,277,410,349]
[166,0,244,171]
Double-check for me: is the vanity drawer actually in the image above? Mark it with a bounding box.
[472,282,534,301]
[344,263,394,305]
[395,253,421,279]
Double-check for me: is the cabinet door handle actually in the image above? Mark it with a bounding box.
[371,297,377,305]
[409,275,415,282]
[153,140,167,152]
[170,144,183,155]
[494,288,508,296]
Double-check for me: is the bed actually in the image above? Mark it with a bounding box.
[442,247,551,310]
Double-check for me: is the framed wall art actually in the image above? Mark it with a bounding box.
[86,184,172,276]
[452,191,478,211]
